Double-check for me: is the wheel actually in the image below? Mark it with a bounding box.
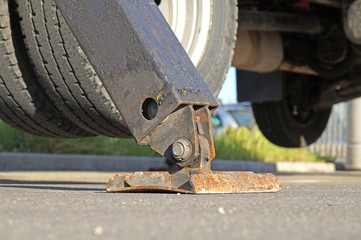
[252,86,332,148]
[0,0,91,138]
[13,0,238,138]
[158,0,238,96]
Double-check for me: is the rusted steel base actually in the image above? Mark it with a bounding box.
[106,170,281,194]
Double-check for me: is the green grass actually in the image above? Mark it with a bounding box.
[214,127,323,162]
[0,122,158,157]
[0,121,323,162]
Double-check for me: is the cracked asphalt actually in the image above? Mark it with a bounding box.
[1,171,361,240]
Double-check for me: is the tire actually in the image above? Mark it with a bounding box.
[197,0,238,96]
[0,0,91,138]
[159,0,238,96]
[252,98,332,148]
[16,0,130,138]
[14,0,237,138]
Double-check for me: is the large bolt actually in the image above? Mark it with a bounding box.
[172,138,192,161]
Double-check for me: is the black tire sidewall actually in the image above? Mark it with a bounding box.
[252,100,332,148]
[277,98,332,146]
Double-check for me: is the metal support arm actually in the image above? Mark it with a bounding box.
[53,0,218,143]
[54,0,280,194]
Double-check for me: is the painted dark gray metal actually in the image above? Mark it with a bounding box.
[53,0,218,142]
[238,10,323,34]
[237,70,283,103]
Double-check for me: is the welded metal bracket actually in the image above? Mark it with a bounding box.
[54,0,281,194]
[106,106,281,194]
[106,106,280,194]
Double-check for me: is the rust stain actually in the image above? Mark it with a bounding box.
[106,171,281,194]
[190,171,281,193]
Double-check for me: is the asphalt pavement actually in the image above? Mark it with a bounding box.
[1,171,361,240]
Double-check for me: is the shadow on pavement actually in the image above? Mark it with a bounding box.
[0,179,105,192]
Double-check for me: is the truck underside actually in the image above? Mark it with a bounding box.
[0,0,359,192]
[235,0,361,148]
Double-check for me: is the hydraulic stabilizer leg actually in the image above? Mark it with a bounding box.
[53,0,281,193]
[106,106,280,193]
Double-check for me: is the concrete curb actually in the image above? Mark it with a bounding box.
[0,152,336,173]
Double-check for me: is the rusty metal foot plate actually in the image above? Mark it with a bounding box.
[106,170,281,194]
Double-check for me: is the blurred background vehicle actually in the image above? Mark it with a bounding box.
[211,103,255,135]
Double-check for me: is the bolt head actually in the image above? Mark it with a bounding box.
[172,142,185,157]
[171,138,192,161]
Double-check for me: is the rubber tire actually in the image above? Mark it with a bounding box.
[252,99,332,148]
[14,0,237,138]
[15,0,130,138]
[195,0,238,97]
[0,0,91,138]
